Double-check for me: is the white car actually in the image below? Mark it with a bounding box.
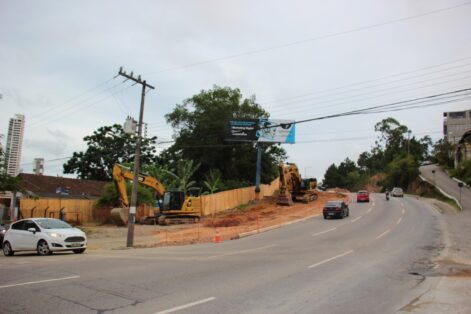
[391,187,404,197]
[3,218,87,256]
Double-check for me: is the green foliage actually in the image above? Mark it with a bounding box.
[0,153,21,192]
[450,160,471,185]
[96,182,156,208]
[383,156,419,190]
[164,159,201,195]
[432,139,454,168]
[63,124,158,181]
[323,159,368,191]
[203,169,221,194]
[163,86,286,188]
[322,117,430,191]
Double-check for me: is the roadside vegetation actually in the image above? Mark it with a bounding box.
[322,117,431,192]
[63,86,287,205]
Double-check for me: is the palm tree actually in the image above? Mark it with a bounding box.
[166,159,201,195]
[203,169,221,195]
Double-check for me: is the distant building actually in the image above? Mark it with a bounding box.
[444,110,471,144]
[5,114,25,176]
[18,174,106,199]
[33,158,44,175]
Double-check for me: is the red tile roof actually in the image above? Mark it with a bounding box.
[19,173,108,199]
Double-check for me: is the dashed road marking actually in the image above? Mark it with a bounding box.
[0,275,80,289]
[367,207,373,213]
[312,227,336,237]
[397,217,402,225]
[206,244,276,259]
[155,297,216,314]
[351,216,362,223]
[308,250,354,269]
[375,229,391,240]
[402,208,405,214]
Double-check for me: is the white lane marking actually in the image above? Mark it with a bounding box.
[155,297,216,314]
[308,250,354,269]
[206,244,276,259]
[367,207,372,213]
[402,208,405,214]
[0,275,80,289]
[375,229,391,240]
[312,227,336,237]
[351,216,362,223]
[372,202,375,206]
[397,217,402,225]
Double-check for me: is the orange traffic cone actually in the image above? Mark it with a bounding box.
[214,230,222,243]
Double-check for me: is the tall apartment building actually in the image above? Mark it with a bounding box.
[443,110,471,144]
[5,114,25,176]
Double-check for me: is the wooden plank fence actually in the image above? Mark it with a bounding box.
[18,178,280,223]
[200,178,279,216]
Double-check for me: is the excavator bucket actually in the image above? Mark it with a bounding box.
[110,207,128,226]
[276,195,294,206]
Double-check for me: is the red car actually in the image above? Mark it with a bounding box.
[356,190,370,202]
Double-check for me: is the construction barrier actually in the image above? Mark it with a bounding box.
[18,178,280,223]
[200,178,279,216]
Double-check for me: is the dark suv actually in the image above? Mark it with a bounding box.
[323,201,349,219]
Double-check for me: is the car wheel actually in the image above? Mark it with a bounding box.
[73,248,86,254]
[323,214,327,219]
[3,241,14,256]
[37,240,52,256]
[347,209,350,217]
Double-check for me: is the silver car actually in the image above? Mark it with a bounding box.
[391,187,404,197]
[3,218,87,256]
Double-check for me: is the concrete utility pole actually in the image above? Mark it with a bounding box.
[118,67,155,248]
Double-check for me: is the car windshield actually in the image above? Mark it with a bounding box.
[326,201,341,207]
[36,219,72,229]
[358,191,368,195]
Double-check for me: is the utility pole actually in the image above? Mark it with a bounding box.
[254,144,262,200]
[117,67,155,247]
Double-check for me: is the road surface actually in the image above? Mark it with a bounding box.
[0,194,444,313]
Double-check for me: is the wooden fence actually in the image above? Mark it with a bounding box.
[200,178,279,216]
[18,178,280,223]
[19,198,96,223]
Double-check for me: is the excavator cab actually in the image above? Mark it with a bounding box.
[162,191,185,211]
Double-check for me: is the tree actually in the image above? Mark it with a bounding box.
[0,153,21,192]
[203,169,221,195]
[165,159,201,195]
[432,139,454,168]
[164,86,286,188]
[383,156,419,190]
[96,182,156,208]
[63,124,158,181]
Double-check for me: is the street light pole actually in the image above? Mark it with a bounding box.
[118,67,155,248]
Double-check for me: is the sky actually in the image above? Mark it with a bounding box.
[1,0,471,181]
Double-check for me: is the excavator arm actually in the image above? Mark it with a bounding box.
[112,163,166,208]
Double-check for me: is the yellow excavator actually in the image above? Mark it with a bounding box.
[276,162,318,206]
[110,163,202,226]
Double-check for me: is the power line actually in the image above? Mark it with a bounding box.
[269,73,471,117]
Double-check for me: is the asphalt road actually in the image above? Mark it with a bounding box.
[0,194,443,314]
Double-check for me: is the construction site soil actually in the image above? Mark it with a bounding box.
[82,190,349,250]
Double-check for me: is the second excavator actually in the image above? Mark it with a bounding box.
[276,162,318,206]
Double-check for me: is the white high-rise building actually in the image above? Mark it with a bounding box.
[5,114,25,176]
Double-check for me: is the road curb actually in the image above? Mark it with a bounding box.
[419,175,463,211]
[452,177,470,188]
[238,213,321,238]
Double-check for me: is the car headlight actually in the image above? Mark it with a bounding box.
[48,232,63,238]
[0,230,5,234]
